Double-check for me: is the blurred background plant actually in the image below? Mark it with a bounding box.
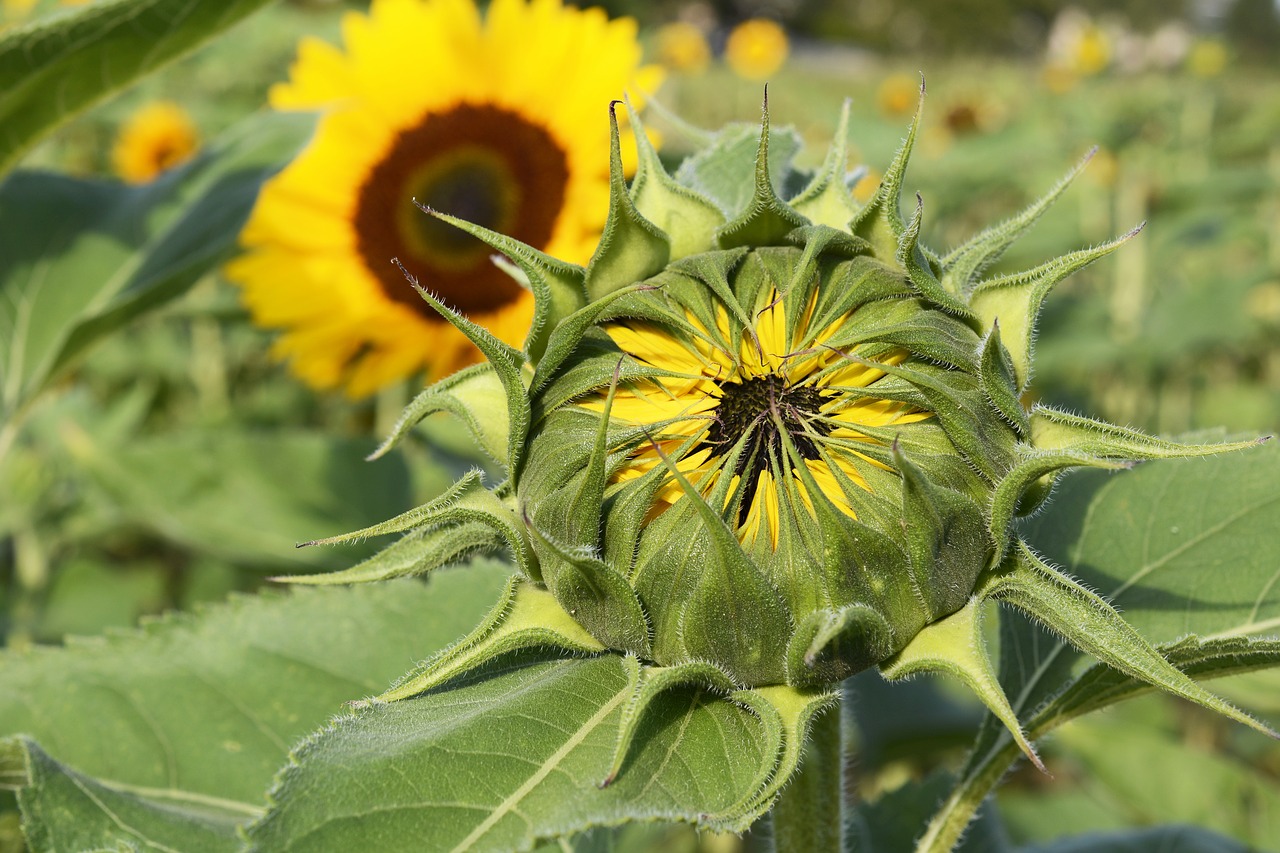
[1,0,1277,851]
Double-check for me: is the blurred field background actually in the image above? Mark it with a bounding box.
[1,0,1278,849]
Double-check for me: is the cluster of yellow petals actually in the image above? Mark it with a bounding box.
[596,293,928,547]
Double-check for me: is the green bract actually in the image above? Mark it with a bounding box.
[291,93,1272,791]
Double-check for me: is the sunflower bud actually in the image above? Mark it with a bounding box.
[295,90,1273,778]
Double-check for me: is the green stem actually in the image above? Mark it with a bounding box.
[7,524,50,648]
[0,417,18,472]
[374,380,409,439]
[914,737,1020,853]
[770,699,845,853]
[190,279,230,421]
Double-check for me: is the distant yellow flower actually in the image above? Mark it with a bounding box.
[656,21,710,74]
[1085,146,1119,188]
[725,18,788,81]
[852,168,880,203]
[876,74,917,118]
[226,0,662,397]
[1188,38,1228,78]
[111,101,200,184]
[1041,64,1078,94]
[1045,9,1111,84]
[2,0,38,21]
[1072,25,1111,75]
[1245,281,1280,325]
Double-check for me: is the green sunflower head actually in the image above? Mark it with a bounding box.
[296,90,1273,775]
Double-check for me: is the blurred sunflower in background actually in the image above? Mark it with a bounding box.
[111,100,201,184]
[1043,8,1113,92]
[1188,37,1229,77]
[2,0,37,24]
[876,73,917,119]
[228,0,662,397]
[656,21,710,75]
[725,18,788,81]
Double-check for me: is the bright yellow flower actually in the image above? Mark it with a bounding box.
[111,101,201,184]
[226,0,663,397]
[725,18,788,81]
[656,21,710,74]
[1072,25,1111,75]
[1188,38,1228,78]
[590,291,928,547]
[876,74,917,119]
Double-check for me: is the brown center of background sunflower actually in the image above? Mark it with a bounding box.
[354,104,570,319]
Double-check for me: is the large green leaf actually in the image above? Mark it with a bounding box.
[0,110,310,421]
[0,0,279,174]
[1020,826,1252,853]
[6,736,244,853]
[999,693,1280,849]
[0,563,510,849]
[922,443,1280,850]
[1050,700,1280,847]
[247,654,797,851]
[65,427,437,570]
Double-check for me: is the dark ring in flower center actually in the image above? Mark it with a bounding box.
[702,373,833,515]
[354,104,570,319]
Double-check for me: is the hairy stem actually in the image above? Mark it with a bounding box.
[915,736,1020,853]
[770,699,845,852]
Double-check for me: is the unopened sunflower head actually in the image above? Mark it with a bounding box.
[295,88,1274,777]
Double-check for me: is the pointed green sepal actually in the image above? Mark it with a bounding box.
[602,657,738,786]
[667,248,756,340]
[567,361,620,545]
[624,99,724,260]
[640,438,791,685]
[787,604,894,687]
[273,522,502,586]
[402,260,533,476]
[790,99,858,229]
[729,685,840,818]
[978,322,1030,436]
[367,362,508,464]
[881,597,1044,771]
[983,541,1279,740]
[584,102,671,302]
[715,91,810,250]
[1030,406,1271,460]
[850,78,923,258]
[365,576,606,704]
[899,193,974,318]
[531,281,659,394]
[895,444,990,620]
[300,472,540,582]
[414,204,587,364]
[867,358,1015,480]
[521,510,652,657]
[941,148,1096,296]
[968,227,1141,391]
[988,450,1131,564]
